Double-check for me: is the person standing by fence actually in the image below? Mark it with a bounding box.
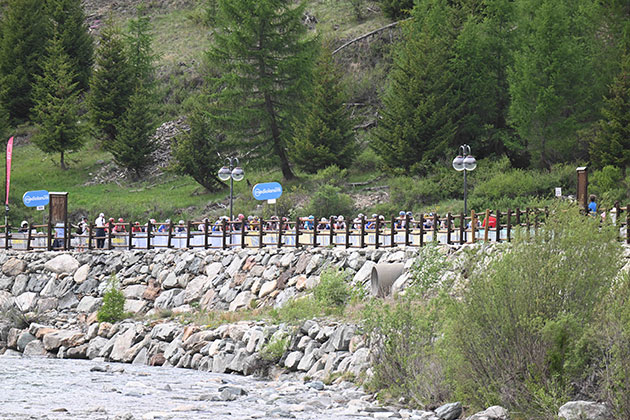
[95,213,106,249]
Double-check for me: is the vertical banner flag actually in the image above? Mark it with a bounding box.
[6,136,13,205]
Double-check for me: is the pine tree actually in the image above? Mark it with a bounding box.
[173,99,231,192]
[206,0,318,180]
[591,56,630,174]
[125,6,158,90]
[291,48,356,173]
[88,20,133,149]
[371,0,459,173]
[111,85,157,176]
[31,33,84,170]
[47,0,94,91]
[0,0,50,122]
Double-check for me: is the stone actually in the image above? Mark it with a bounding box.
[262,266,278,281]
[226,256,242,277]
[17,331,36,352]
[435,402,462,420]
[22,339,47,357]
[246,327,264,353]
[142,279,160,301]
[183,275,209,303]
[212,352,235,373]
[7,328,19,349]
[466,406,508,420]
[558,401,611,420]
[123,285,147,299]
[44,254,80,274]
[284,351,303,370]
[328,325,355,352]
[36,298,58,313]
[205,262,223,279]
[43,330,84,351]
[162,272,178,289]
[352,261,376,285]
[297,348,321,372]
[66,344,88,359]
[11,274,28,295]
[2,258,26,276]
[149,353,166,366]
[124,299,147,314]
[0,290,13,311]
[151,323,180,341]
[74,264,90,284]
[109,326,142,362]
[305,255,321,275]
[229,291,254,312]
[14,292,37,312]
[77,296,102,313]
[154,288,184,309]
[258,280,277,298]
[57,291,79,311]
[218,386,247,401]
[294,275,308,291]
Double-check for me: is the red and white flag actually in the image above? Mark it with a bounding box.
[6,136,13,205]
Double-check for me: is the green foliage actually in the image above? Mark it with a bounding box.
[313,268,351,307]
[112,85,157,175]
[291,47,356,173]
[260,333,289,362]
[443,205,622,416]
[379,0,414,19]
[47,0,94,92]
[125,6,158,90]
[31,33,85,170]
[0,0,50,122]
[353,148,383,173]
[310,165,348,188]
[205,0,318,180]
[304,184,355,219]
[88,19,133,147]
[97,275,127,323]
[408,243,450,297]
[589,165,629,206]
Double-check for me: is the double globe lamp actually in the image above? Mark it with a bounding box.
[217,158,244,222]
[452,144,477,215]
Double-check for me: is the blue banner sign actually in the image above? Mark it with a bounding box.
[252,182,282,201]
[22,190,49,207]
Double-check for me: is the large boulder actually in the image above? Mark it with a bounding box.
[76,296,102,313]
[22,339,48,357]
[2,258,26,276]
[466,406,509,420]
[558,401,611,420]
[229,291,254,312]
[73,264,90,284]
[42,330,84,351]
[44,254,79,274]
[435,402,462,420]
[14,292,38,312]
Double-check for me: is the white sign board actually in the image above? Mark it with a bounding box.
[36,205,45,211]
[267,199,277,204]
[555,187,562,197]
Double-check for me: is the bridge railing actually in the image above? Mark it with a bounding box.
[0,206,625,251]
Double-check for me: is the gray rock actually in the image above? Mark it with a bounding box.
[43,330,84,352]
[183,275,209,303]
[205,262,223,280]
[212,352,235,373]
[306,380,325,391]
[22,339,47,357]
[466,406,508,420]
[352,261,376,285]
[558,401,611,420]
[229,291,254,311]
[14,292,37,312]
[77,296,102,313]
[0,275,13,291]
[17,331,36,352]
[57,291,79,311]
[328,325,355,351]
[284,351,303,370]
[132,347,149,365]
[162,272,178,289]
[435,402,462,420]
[218,386,247,401]
[11,274,28,295]
[122,285,147,299]
[109,326,141,362]
[0,290,13,311]
[245,327,264,353]
[151,323,180,342]
[73,264,90,284]
[2,258,26,276]
[154,288,184,309]
[44,254,80,274]
[124,299,147,314]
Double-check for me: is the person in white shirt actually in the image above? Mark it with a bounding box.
[95,213,106,248]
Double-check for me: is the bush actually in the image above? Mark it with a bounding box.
[97,275,127,323]
[304,184,355,219]
[314,268,350,307]
[260,333,289,363]
[443,205,623,416]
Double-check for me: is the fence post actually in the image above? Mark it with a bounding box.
[47,220,53,251]
[329,217,334,246]
[259,219,264,249]
[404,214,410,247]
[63,221,68,251]
[525,208,531,238]
[186,221,192,249]
[471,210,477,244]
[345,219,350,249]
[147,220,152,250]
[27,222,32,251]
[483,209,490,242]
[506,209,512,243]
[204,220,209,250]
[313,219,318,247]
[433,213,439,243]
[390,215,396,248]
[88,223,93,250]
[446,213,452,245]
[222,219,228,250]
[419,214,424,247]
[5,224,9,250]
[278,218,283,248]
[360,215,365,248]
[128,222,133,250]
[107,223,113,250]
[241,220,247,249]
[295,217,301,248]
[374,216,380,249]
[459,213,464,245]
[495,209,501,242]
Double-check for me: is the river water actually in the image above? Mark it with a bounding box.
[0,355,382,420]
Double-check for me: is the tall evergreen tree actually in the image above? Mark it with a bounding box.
[371,0,459,173]
[111,85,157,176]
[590,56,630,174]
[0,0,50,122]
[47,0,94,91]
[291,48,356,173]
[508,0,607,169]
[125,6,158,90]
[206,0,318,180]
[88,20,133,149]
[31,33,84,170]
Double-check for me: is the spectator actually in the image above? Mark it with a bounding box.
[588,194,597,215]
[158,219,171,233]
[114,217,127,233]
[318,217,330,230]
[95,213,106,249]
[18,221,29,233]
[304,215,315,230]
[482,214,497,229]
[132,222,143,233]
[334,215,346,230]
[176,220,186,233]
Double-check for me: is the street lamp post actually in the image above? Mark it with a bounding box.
[452,144,477,215]
[217,157,244,222]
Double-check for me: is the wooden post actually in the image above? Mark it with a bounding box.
[186,221,192,249]
[329,218,334,247]
[404,214,410,247]
[459,213,465,245]
[4,223,9,250]
[295,217,301,248]
[419,214,424,247]
[515,207,521,227]
[471,210,477,244]
[495,209,501,242]
[167,222,173,248]
[446,213,452,245]
[222,219,228,250]
[345,219,350,249]
[241,220,247,249]
[63,220,68,250]
[390,215,396,247]
[204,220,209,249]
[47,220,52,251]
[313,219,318,247]
[259,218,264,248]
[525,208,531,237]
[483,209,490,242]
[278,218,283,248]
[360,215,365,248]
[26,222,32,251]
[128,222,133,250]
[88,223,93,250]
[107,223,112,250]
[506,209,512,243]
[433,213,439,243]
[375,216,380,249]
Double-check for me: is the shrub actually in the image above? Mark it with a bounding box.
[443,204,623,417]
[97,275,127,323]
[260,333,289,363]
[314,268,351,307]
[304,184,355,219]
